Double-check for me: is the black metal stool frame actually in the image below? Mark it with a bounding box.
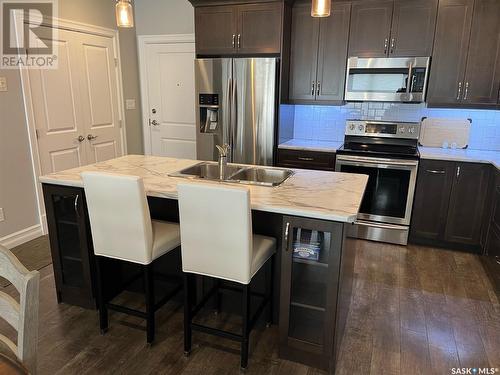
[183,254,275,370]
[94,247,183,344]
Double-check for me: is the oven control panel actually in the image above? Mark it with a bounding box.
[345,120,420,139]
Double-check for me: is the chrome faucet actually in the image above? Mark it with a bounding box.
[216,144,230,180]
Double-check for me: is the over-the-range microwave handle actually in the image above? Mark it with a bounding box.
[336,155,419,168]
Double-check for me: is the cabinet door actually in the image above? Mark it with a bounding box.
[316,2,351,102]
[195,6,237,56]
[236,3,282,54]
[348,0,393,57]
[410,160,455,241]
[426,0,474,106]
[279,216,343,370]
[289,4,320,101]
[462,0,500,108]
[42,184,96,309]
[445,163,490,247]
[389,0,438,57]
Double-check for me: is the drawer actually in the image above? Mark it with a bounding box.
[277,149,335,171]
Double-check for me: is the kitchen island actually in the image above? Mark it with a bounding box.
[39,155,368,372]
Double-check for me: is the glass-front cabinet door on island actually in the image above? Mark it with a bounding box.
[279,216,344,371]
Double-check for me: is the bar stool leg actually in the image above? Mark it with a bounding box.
[95,256,108,334]
[241,284,250,370]
[144,264,155,344]
[183,273,192,355]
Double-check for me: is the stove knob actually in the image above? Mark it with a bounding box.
[409,127,415,134]
[349,123,355,131]
[358,124,364,132]
[399,127,406,133]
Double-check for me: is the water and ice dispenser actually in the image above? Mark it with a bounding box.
[199,94,219,133]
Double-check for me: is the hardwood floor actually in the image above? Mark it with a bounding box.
[1,240,498,374]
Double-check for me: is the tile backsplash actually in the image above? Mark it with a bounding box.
[280,103,500,151]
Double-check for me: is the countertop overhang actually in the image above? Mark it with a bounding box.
[39,155,369,223]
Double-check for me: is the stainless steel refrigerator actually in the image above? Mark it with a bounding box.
[195,58,278,166]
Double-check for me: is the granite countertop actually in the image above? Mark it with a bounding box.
[419,147,500,170]
[39,155,368,223]
[278,139,343,153]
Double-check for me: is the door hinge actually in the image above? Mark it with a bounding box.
[35,129,39,139]
[119,119,122,128]
[114,58,118,67]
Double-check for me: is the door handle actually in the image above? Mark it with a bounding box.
[77,135,85,143]
[426,169,445,174]
[317,81,321,96]
[87,134,98,141]
[464,82,469,100]
[74,194,79,218]
[457,82,462,101]
[311,81,315,96]
[390,38,395,54]
[298,157,314,161]
[284,222,290,248]
[232,34,235,49]
[384,38,389,55]
[151,120,159,126]
[237,34,241,49]
[456,166,461,179]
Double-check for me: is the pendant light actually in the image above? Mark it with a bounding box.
[116,0,134,28]
[311,0,331,17]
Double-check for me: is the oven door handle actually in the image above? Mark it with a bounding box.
[353,220,407,230]
[336,155,418,167]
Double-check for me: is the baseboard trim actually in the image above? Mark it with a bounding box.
[0,224,43,249]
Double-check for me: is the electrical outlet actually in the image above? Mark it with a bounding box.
[125,99,136,110]
[0,208,4,222]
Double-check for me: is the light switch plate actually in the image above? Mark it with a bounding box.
[0,208,5,222]
[0,77,7,92]
[125,99,136,110]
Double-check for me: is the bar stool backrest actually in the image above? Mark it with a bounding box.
[177,182,253,284]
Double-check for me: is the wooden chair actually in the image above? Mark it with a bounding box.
[0,245,40,374]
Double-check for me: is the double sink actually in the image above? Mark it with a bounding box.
[169,161,294,187]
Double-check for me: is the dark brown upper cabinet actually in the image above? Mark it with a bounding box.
[462,0,500,107]
[427,0,500,108]
[194,3,282,56]
[390,0,438,57]
[348,0,437,58]
[410,159,491,252]
[289,2,351,103]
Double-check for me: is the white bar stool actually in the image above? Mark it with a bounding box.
[82,172,182,343]
[177,182,276,370]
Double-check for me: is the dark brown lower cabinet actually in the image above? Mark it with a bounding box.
[410,159,491,252]
[43,183,97,308]
[279,216,354,372]
[277,148,336,171]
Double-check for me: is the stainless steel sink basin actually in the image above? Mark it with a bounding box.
[169,162,294,187]
[169,162,243,180]
[228,167,294,186]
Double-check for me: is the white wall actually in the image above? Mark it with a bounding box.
[135,0,194,35]
[0,0,143,243]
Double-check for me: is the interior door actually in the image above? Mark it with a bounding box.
[147,42,196,159]
[389,0,438,57]
[77,33,123,163]
[348,0,394,58]
[28,27,88,175]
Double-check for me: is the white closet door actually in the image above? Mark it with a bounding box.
[76,33,123,163]
[146,43,196,159]
[28,27,88,175]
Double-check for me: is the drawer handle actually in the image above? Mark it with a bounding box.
[298,157,314,161]
[495,256,500,265]
[426,169,445,174]
[74,194,80,218]
[284,222,290,249]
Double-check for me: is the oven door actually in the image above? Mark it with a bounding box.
[335,155,418,225]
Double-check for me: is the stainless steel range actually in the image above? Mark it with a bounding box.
[335,120,421,245]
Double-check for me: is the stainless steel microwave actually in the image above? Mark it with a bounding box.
[344,57,431,103]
